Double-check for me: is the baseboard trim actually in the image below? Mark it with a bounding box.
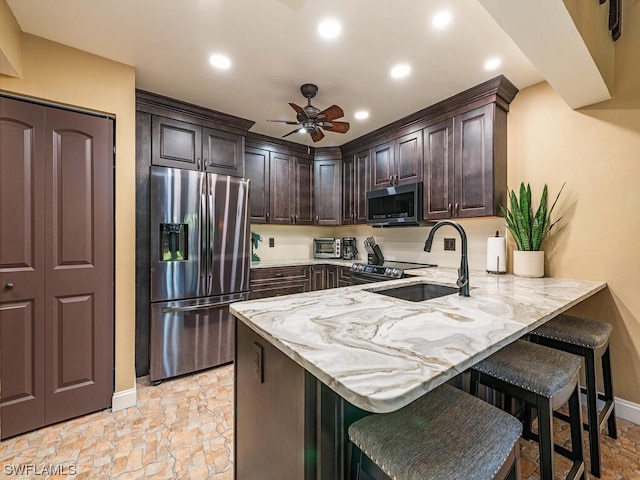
[581,393,640,425]
[111,385,137,412]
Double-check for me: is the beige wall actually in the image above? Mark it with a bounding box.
[0,0,21,77]
[0,33,137,394]
[507,1,640,403]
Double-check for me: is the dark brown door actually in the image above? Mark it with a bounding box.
[151,116,202,170]
[269,152,293,224]
[203,128,244,177]
[370,142,394,190]
[0,97,114,438]
[0,98,46,437]
[423,118,454,220]
[293,157,313,225]
[43,107,114,425]
[245,147,270,223]
[394,131,423,186]
[454,104,494,218]
[313,159,341,226]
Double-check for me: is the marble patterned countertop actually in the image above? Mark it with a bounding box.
[231,266,606,413]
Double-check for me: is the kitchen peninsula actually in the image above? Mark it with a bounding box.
[230,268,606,479]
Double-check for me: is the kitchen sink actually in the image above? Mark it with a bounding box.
[371,283,459,302]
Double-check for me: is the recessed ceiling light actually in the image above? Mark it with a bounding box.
[484,57,502,71]
[354,111,369,120]
[390,64,411,79]
[209,54,231,70]
[432,11,452,29]
[318,19,341,39]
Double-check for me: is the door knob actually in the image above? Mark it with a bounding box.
[5,282,14,290]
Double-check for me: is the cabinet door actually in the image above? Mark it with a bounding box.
[325,266,338,289]
[354,150,369,224]
[245,147,270,223]
[423,118,454,220]
[370,142,394,190]
[394,131,423,186]
[202,128,244,177]
[294,158,314,225]
[314,159,341,226]
[341,157,354,224]
[151,116,202,170]
[454,104,494,218]
[269,152,294,224]
[311,266,325,291]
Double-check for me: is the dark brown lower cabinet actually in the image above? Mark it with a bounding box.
[0,96,114,439]
[249,265,311,300]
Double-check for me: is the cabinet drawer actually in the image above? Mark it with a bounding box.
[248,281,309,300]
[250,265,310,284]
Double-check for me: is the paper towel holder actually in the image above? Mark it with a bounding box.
[487,230,507,274]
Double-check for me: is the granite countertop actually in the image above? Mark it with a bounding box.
[231,267,606,413]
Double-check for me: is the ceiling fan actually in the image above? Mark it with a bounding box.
[268,84,350,142]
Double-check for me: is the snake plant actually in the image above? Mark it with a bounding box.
[499,183,565,251]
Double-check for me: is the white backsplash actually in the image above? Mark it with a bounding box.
[250,218,507,271]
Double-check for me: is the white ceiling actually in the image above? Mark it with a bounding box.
[7,0,549,146]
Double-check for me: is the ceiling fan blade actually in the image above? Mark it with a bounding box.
[310,129,325,142]
[289,103,307,118]
[318,104,344,121]
[267,119,300,125]
[322,121,350,134]
[282,128,301,138]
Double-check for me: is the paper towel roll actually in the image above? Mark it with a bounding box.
[486,235,507,273]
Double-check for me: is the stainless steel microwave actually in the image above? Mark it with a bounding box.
[313,238,341,259]
[366,182,423,227]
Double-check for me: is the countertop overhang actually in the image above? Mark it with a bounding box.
[232,267,606,413]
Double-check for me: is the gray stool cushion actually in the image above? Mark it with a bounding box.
[348,383,522,480]
[533,314,612,349]
[473,340,581,398]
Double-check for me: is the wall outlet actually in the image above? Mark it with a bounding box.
[444,238,456,251]
[269,237,275,247]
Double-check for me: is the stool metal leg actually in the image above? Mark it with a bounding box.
[602,345,618,439]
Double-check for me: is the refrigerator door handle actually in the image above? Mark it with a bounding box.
[208,177,215,287]
[199,191,207,279]
[161,295,246,313]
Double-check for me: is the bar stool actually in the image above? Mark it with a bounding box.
[529,314,617,477]
[347,383,522,480]
[470,340,585,480]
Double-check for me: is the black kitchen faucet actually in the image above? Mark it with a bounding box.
[423,220,470,297]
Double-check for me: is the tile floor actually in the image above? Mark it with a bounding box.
[0,364,639,479]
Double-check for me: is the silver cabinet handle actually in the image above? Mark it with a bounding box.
[389,175,393,185]
[266,212,270,222]
[5,282,14,290]
[455,203,460,215]
[448,204,452,216]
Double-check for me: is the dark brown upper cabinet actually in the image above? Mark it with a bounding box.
[370,131,423,190]
[245,146,314,225]
[342,150,368,224]
[152,116,244,177]
[423,103,505,220]
[313,158,342,226]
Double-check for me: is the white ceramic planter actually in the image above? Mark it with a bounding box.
[513,250,545,278]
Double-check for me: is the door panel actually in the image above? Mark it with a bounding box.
[454,105,493,217]
[151,116,201,170]
[354,150,369,224]
[370,142,393,190]
[150,166,206,301]
[395,131,423,185]
[423,119,454,220]
[44,107,114,425]
[245,147,269,223]
[203,128,244,177]
[314,159,341,226]
[0,98,45,439]
[294,158,313,225]
[269,152,293,224]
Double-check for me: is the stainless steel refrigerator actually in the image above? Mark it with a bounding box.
[149,166,250,383]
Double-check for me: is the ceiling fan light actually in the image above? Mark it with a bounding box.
[299,128,307,134]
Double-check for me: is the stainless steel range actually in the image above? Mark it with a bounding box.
[349,261,437,284]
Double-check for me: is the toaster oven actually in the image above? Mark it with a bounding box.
[313,238,341,259]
